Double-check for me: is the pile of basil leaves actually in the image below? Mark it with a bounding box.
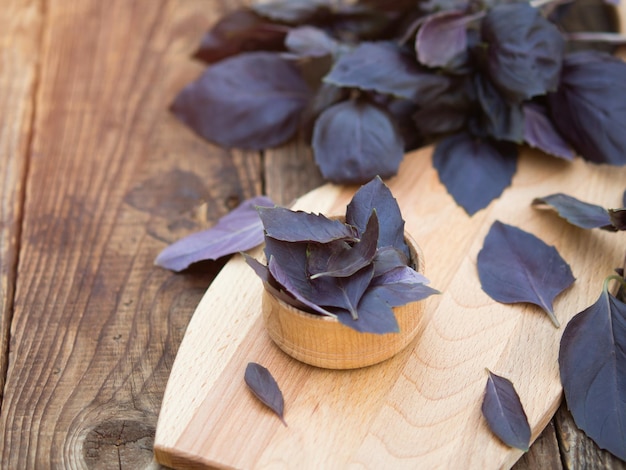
[172,0,625,215]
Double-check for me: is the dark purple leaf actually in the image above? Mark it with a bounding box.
[171,52,311,150]
[477,221,575,327]
[482,3,564,102]
[155,196,274,272]
[609,209,626,231]
[268,256,337,317]
[548,51,626,165]
[258,206,356,243]
[244,362,287,426]
[413,80,471,136]
[532,193,613,230]
[559,280,626,461]
[623,189,626,207]
[309,212,379,279]
[324,41,453,103]
[482,371,531,451]
[324,265,375,319]
[312,100,404,184]
[370,266,439,307]
[433,133,517,215]
[284,26,339,58]
[471,73,524,143]
[372,246,409,276]
[335,290,399,334]
[193,8,286,64]
[244,254,312,311]
[346,176,409,258]
[416,11,477,68]
[263,236,308,283]
[522,104,575,160]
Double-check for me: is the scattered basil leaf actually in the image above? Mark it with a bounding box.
[482,3,564,102]
[547,51,626,165]
[155,196,274,272]
[309,211,379,279]
[193,8,286,64]
[477,221,575,327]
[559,277,626,461]
[415,11,473,68]
[522,103,575,160]
[171,52,311,150]
[258,206,357,243]
[346,176,409,258]
[244,362,287,426]
[482,370,531,451]
[433,133,517,215]
[334,290,399,334]
[532,193,615,230]
[324,41,452,103]
[312,100,404,184]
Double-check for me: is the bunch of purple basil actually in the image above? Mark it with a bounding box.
[172,0,626,215]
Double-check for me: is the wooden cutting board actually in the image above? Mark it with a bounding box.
[154,145,626,469]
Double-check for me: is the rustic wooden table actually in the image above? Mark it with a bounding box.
[0,0,624,468]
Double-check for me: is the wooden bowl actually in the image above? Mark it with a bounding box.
[262,233,426,369]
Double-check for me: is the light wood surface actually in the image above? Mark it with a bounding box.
[155,146,626,469]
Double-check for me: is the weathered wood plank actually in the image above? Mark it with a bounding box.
[0,0,42,404]
[556,403,626,470]
[0,0,259,467]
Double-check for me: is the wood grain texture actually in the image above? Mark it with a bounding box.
[0,0,42,404]
[0,0,260,467]
[155,146,626,468]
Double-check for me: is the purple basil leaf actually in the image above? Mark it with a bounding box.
[547,51,626,165]
[346,176,409,258]
[326,265,375,319]
[609,209,626,231]
[335,290,399,334]
[268,256,337,317]
[243,254,312,311]
[522,103,575,160]
[532,193,613,230]
[258,206,356,243]
[415,10,474,68]
[471,73,524,143]
[171,52,311,150]
[312,100,404,184]
[482,371,531,451]
[155,196,274,272]
[433,133,517,215]
[623,189,626,207]
[413,79,471,136]
[193,8,286,64]
[252,0,326,24]
[309,212,379,279]
[372,246,410,276]
[370,266,439,307]
[324,41,453,103]
[482,3,564,102]
[559,283,626,461]
[263,236,308,282]
[244,362,287,426]
[477,221,575,327]
[284,26,339,58]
